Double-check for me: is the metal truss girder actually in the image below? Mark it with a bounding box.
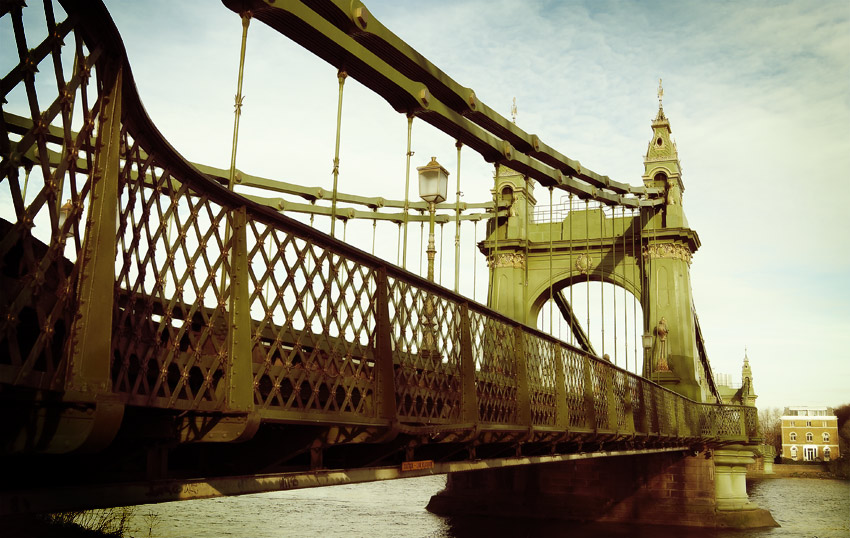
[553,289,596,355]
[693,311,722,402]
[3,113,497,223]
[291,0,643,197]
[221,0,657,206]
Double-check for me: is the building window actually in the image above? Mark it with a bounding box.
[790,432,797,441]
[790,421,796,426]
[790,446,798,461]
[806,432,813,442]
[806,420,812,427]
[823,432,830,443]
[825,447,831,461]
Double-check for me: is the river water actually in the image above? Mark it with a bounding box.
[125,475,849,538]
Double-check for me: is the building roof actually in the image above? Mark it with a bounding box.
[781,406,836,417]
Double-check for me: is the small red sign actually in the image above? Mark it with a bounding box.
[401,460,435,471]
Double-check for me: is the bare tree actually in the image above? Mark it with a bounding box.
[835,403,850,455]
[758,406,782,456]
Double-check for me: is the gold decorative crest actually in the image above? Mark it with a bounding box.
[488,252,525,269]
[575,253,591,274]
[644,243,692,265]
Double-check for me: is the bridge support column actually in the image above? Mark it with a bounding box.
[711,444,777,528]
[485,167,534,324]
[427,449,777,528]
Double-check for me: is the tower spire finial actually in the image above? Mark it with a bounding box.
[657,78,664,108]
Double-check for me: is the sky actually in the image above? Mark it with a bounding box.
[6,0,848,411]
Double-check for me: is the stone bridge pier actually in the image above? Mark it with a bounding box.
[428,448,778,528]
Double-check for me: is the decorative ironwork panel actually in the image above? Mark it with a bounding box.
[695,403,752,439]
[589,359,610,430]
[0,2,102,391]
[469,311,518,424]
[715,406,743,437]
[111,133,231,411]
[643,381,658,433]
[698,403,715,437]
[249,222,379,419]
[561,347,589,429]
[630,376,645,432]
[682,399,700,437]
[673,398,684,436]
[524,334,557,427]
[657,390,674,435]
[387,278,462,423]
[613,369,630,430]
[744,406,758,438]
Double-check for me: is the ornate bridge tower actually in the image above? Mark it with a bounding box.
[639,97,705,401]
[483,95,709,402]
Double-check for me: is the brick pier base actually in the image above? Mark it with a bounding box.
[426,450,778,528]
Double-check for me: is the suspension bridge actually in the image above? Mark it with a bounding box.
[0,0,774,528]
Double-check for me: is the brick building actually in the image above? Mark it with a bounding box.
[780,406,840,462]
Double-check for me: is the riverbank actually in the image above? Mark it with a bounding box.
[754,463,842,480]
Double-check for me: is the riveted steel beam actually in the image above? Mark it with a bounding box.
[221,0,658,206]
[59,66,125,453]
[553,289,596,356]
[294,0,645,197]
[225,206,257,416]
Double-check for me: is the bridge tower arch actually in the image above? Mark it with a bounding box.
[483,99,710,402]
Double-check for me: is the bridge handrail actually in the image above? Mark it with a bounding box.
[0,0,757,455]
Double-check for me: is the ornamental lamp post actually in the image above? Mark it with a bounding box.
[642,331,653,376]
[417,156,449,282]
[417,157,449,357]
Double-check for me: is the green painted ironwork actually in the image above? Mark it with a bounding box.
[0,0,757,508]
[483,109,720,404]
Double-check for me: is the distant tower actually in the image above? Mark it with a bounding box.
[741,348,757,407]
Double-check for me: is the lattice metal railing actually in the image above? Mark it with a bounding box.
[0,0,104,393]
[613,370,631,431]
[247,218,383,419]
[562,348,589,428]
[470,311,519,424]
[112,131,234,411]
[0,0,759,453]
[524,333,558,427]
[388,276,463,423]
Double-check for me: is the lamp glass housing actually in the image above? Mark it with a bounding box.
[417,156,449,204]
[642,332,653,351]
